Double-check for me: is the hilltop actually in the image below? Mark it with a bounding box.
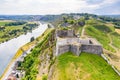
[1,13,120,80]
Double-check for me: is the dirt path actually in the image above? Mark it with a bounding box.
[107,33,118,52]
[81,25,87,38]
[105,33,120,71]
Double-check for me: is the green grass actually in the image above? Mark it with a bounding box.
[110,32,120,49]
[42,75,48,80]
[85,24,116,52]
[53,52,120,80]
[0,21,11,26]
[78,26,83,35]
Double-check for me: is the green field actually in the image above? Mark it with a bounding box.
[0,21,12,26]
[0,20,38,43]
[85,19,117,52]
[51,52,120,80]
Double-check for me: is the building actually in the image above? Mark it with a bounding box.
[56,29,103,56]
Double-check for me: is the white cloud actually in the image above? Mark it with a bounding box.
[0,0,119,15]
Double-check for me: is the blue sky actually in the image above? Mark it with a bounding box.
[0,0,120,15]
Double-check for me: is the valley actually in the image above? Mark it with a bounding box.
[1,0,120,80]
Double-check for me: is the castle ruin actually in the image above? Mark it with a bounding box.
[56,29,103,56]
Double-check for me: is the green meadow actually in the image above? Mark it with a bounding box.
[52,52,120,80]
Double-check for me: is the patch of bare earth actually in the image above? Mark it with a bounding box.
[104,49,120,71]
[115,29,120,34]
[111,50,120,71]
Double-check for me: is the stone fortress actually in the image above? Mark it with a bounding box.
[56,29,103,56]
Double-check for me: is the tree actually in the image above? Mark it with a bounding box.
[62,16,68,23]
[30,37,35,42]
[16,74,19,78]
[48,24,51,28]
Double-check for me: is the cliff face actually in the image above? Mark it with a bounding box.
[36,30,56,80]
[36,46,56,80]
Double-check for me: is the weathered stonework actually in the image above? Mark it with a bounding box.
[56,29,75,38]
[81,44,103,55]
[56,30,103,56]
[70,44,82,56]
[57,45,70,56]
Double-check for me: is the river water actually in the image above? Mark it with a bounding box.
[0,22,48,76]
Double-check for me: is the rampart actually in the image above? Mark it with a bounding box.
[56,29,103,56]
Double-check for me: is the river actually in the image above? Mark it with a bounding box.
[0,22,48,76]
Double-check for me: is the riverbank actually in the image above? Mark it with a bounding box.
[0,28,54,80]
[0,22,48,76]
[0,36,36,80]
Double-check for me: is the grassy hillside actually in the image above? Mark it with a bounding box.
[84,19,120,71]
[85,19,120,52]
[110,32,120,48]
[85,25,115,52]
[51,52,120,80]
[85,19,117,52]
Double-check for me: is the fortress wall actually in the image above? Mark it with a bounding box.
[66,38,79,43]
[79,39,90,44]
[81,44,103,55]
[57,45,70,55]
[70,45,81,56]
[57,38,80,45]
[56,30,75,37]
[56,44,82,56]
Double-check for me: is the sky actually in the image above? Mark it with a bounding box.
[0,0,120,15]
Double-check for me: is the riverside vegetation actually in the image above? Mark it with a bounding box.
[0,20,39,43]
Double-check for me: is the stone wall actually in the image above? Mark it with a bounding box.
[56,44,82,56]
[56,44,103,56]
[56,30,75,37]
[70,44,81,56]
[81,44,103,55]
[57,45,70,56]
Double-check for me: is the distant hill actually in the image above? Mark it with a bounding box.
[0,15,36,21]
[0,13,120,29]
[0,13,99,21]
[103,15,120,19]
